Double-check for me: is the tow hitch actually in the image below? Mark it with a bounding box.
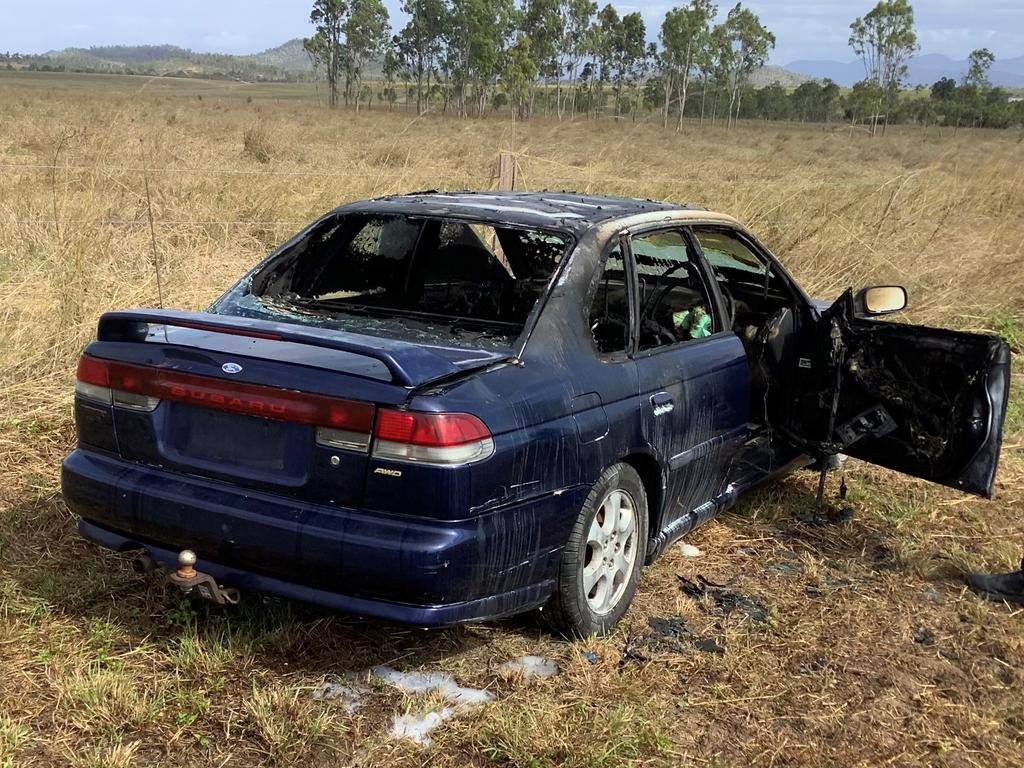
[167,549,240,605]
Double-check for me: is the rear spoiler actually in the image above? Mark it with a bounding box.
[98,309,485,388]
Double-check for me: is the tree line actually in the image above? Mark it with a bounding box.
[305,0,775,124]
[301,0,1023,129]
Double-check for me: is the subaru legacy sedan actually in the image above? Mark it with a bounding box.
[62,192,1010,636]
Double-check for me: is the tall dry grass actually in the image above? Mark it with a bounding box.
[0,77,1021,466]
[0,74,1023,768]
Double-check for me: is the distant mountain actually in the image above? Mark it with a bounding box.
[786,53,1024,89]
[37,42,308,80]
[749,65,816,88]
[245,39,313,72]
[46,44,194,64]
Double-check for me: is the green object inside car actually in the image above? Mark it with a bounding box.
[673,307,712,339]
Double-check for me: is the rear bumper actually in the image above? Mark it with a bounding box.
[62,449,585,626]
[77,519,554,625]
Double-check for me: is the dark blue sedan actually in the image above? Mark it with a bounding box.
[62,192,1010,636]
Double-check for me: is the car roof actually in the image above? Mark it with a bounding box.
[335,191,734,235]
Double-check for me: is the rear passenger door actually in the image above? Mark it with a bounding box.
[627,227,750,536]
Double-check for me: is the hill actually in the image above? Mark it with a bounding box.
[246,39,313,72]
[749,65,816,88]
[30,42,309,81]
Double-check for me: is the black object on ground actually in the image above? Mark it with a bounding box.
[620,617,725,667]
[678,575,770,623]
[965,563,1024,606]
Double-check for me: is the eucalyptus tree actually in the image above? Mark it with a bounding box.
[659,0,716,130]
[615,13,647,118]
[721,3,774,127]
[593,4,620,115]
[963,47,995,89]
[560,0,597,118]
[447,0,516,116]
[503,35,538,118]
[596,7,645,118]
[381,42,401,110]
[522,0,564,115]
[304,0,347,107]
[694,20,727,124]
[396,0,446,114]
[848,0,918,131]
[344,0,390,109]
[958,48,996,128]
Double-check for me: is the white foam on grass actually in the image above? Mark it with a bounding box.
[497,655,559,679]
[311,680,370,713]
[370,666,495,706]
[369,666,495,744]
[678,543,702,557]
[389,707,457,745]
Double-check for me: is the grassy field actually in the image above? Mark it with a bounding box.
[0,72,1022,767]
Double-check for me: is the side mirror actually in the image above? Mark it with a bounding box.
[854,285,907,317]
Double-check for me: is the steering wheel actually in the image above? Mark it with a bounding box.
[718,281,736,327]
[641,260,693,322]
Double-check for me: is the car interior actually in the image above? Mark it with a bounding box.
[251,213,568,336]
[588,226,804,431]
[692,227,802,428]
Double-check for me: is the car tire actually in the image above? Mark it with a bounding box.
[541,462,648,638]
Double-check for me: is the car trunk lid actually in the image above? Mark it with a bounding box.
[82,309,512,507]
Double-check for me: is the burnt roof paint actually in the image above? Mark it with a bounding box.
[335,191,701,234]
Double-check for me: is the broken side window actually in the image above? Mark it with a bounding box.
[633,229,716,351]
[241,213,570,350]
[588,240,631,356]
[693,227,793,333]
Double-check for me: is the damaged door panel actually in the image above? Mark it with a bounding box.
[627,227,749,543]
[786,289,1011,498]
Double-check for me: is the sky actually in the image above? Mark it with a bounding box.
[0,0,1020,66]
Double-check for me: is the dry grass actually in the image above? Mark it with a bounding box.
[0,71,1022,767]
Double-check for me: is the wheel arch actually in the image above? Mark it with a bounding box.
[618,450,666,553]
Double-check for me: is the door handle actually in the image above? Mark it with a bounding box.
[650,392,674,415]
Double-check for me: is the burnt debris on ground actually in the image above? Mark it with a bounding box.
[620,616,726,667]
[677,575,771,623]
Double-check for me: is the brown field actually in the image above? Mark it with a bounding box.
[0,71,1022,767]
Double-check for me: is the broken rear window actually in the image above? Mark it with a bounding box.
[225,213,570,349]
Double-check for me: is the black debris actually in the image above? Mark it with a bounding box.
[795,505,855,525]
[692,636,725,654]
[913,626,934,645]
[619,617,726,667]
[678,575,770,623]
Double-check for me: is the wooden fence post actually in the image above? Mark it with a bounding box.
[497,152,518,191]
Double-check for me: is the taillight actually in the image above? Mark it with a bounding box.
[372,409,494,465]
[76,355,161,411]
[75,355,374,449]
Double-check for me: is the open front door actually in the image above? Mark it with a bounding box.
[784,290,1011,498]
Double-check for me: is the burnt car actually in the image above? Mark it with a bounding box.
[61,192,1011,636]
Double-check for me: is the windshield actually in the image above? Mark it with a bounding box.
[215,213,571,350]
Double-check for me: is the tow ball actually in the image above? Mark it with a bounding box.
[167,549,240,605]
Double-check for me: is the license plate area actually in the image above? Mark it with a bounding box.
[160,403,311,485]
